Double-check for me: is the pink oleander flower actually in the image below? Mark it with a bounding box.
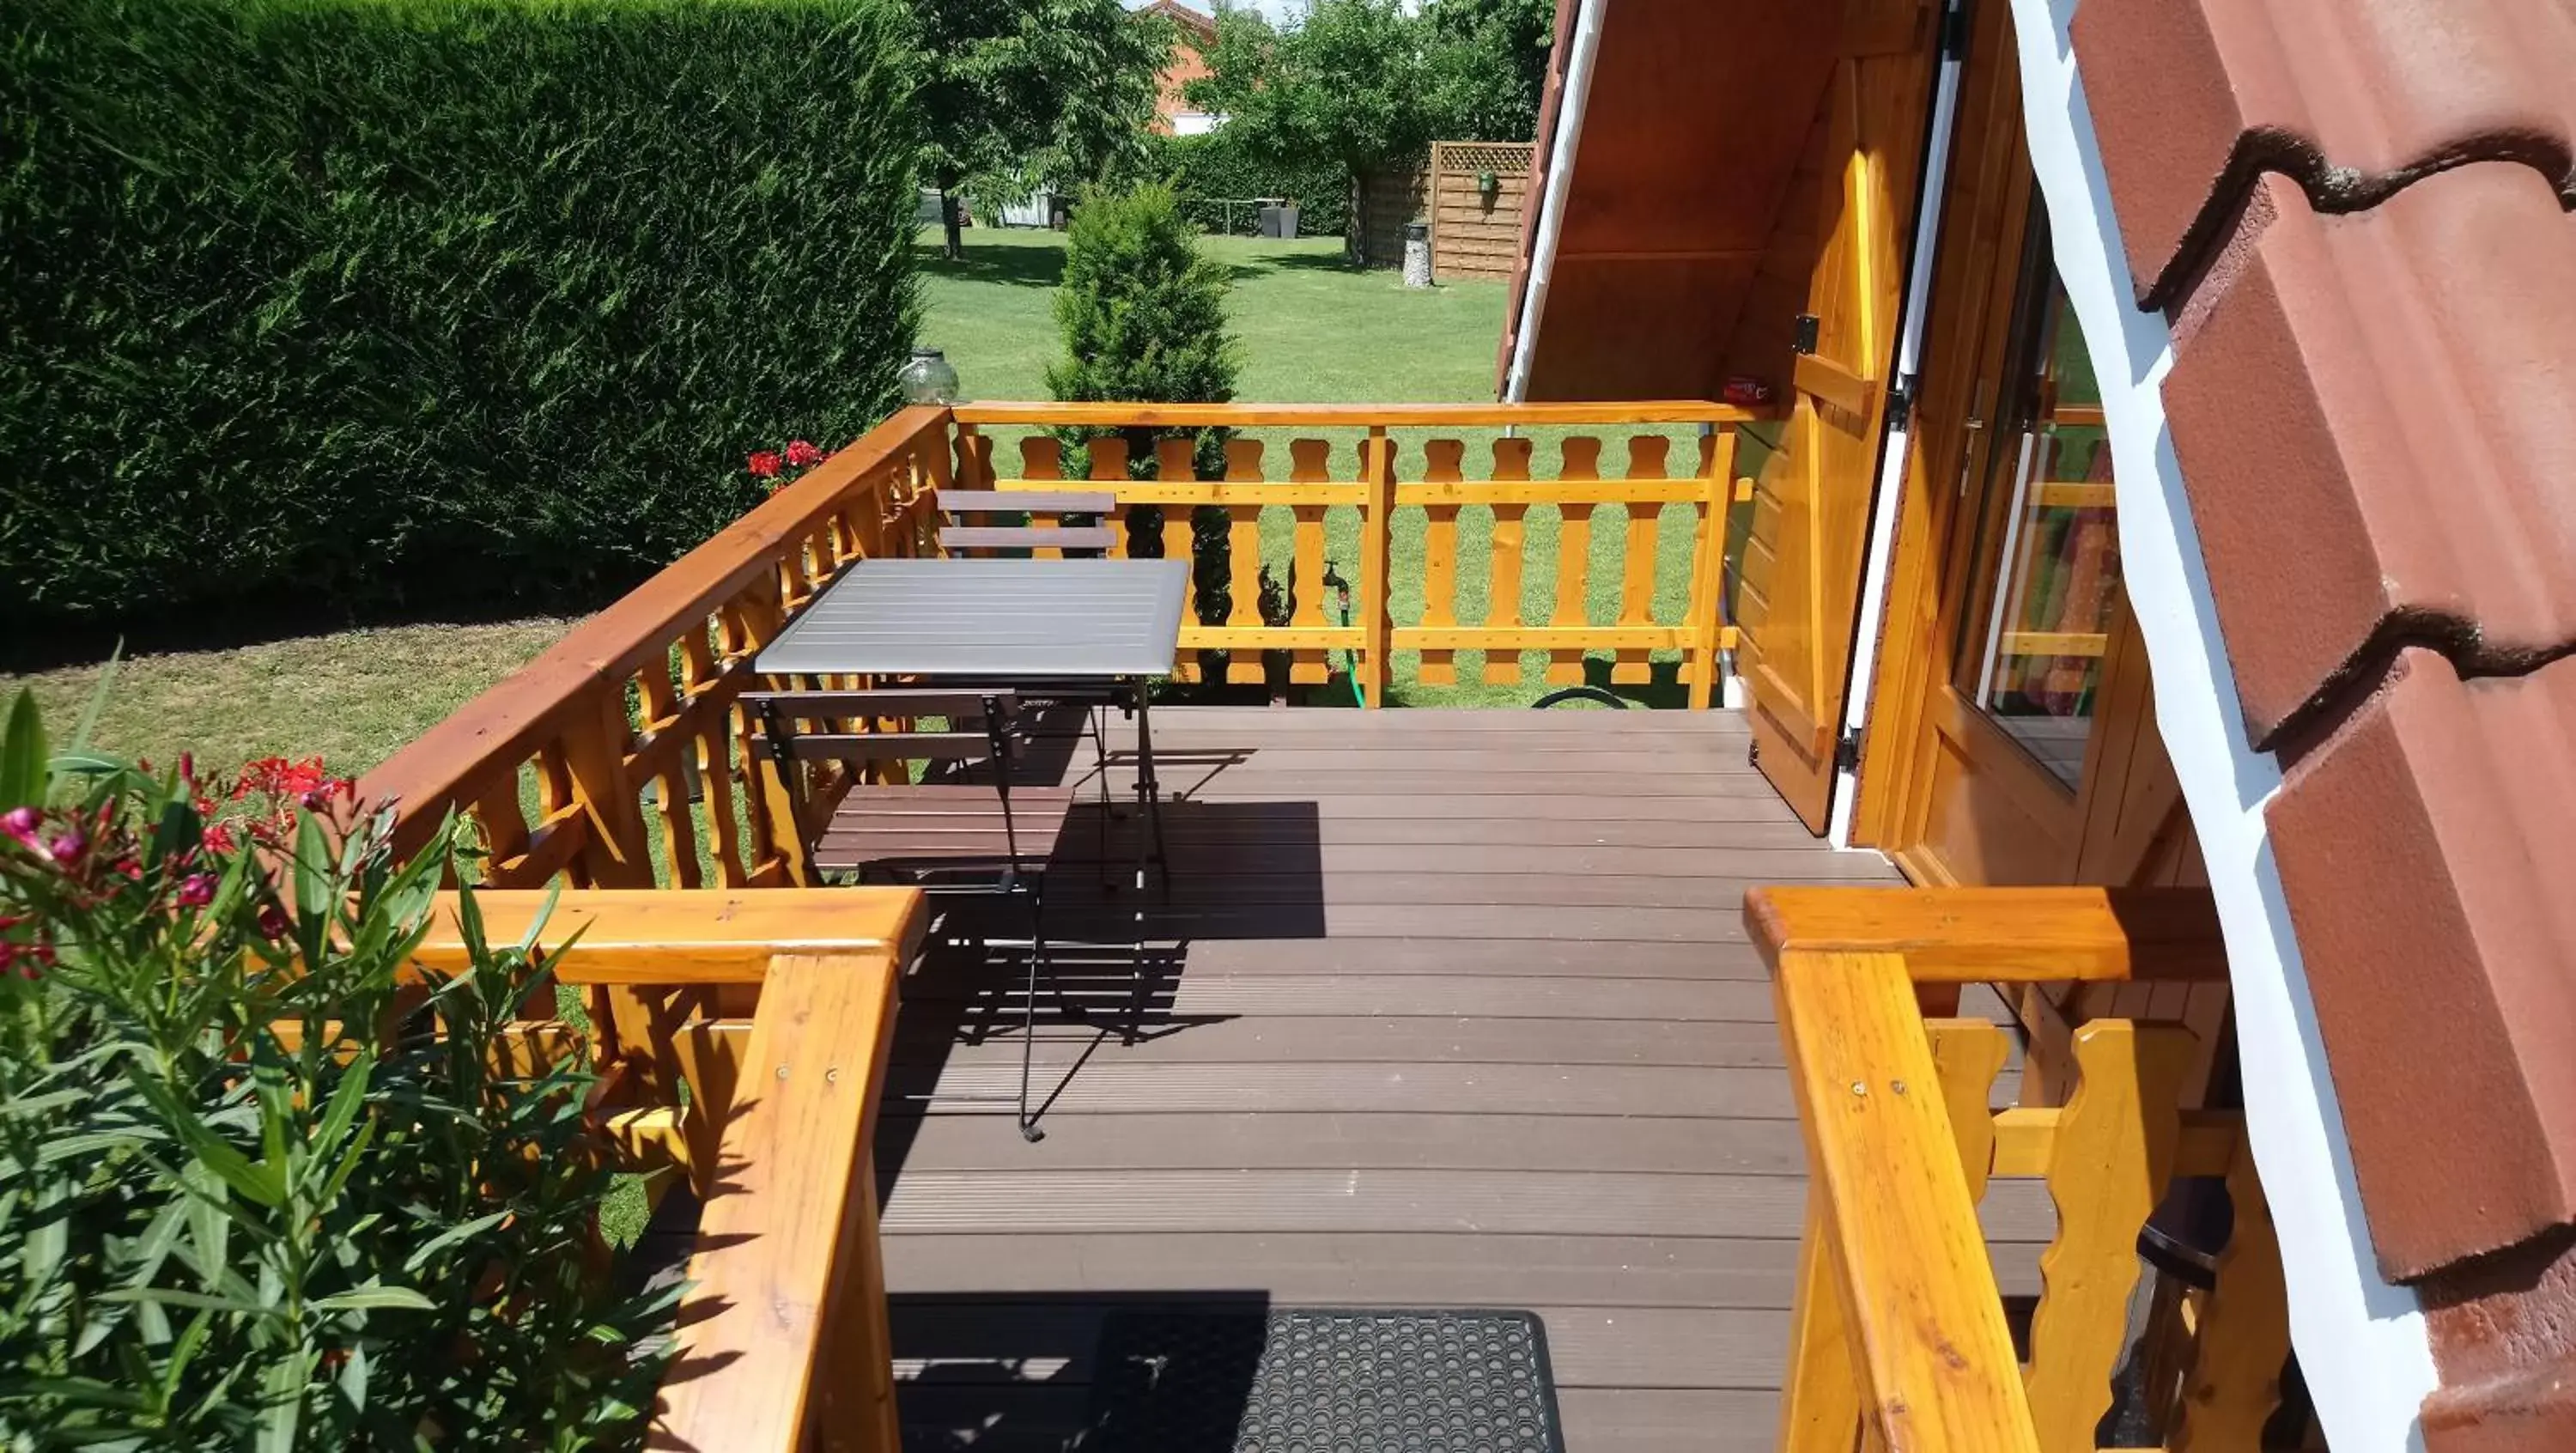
[257,903,290,941]
[177,873,216,909]
[2,806,39,847]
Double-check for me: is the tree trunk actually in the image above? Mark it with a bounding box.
[940,187,964,261]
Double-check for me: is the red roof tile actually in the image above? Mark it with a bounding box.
[2161,164,2576,748]
[2075,0,2576,308]
[2266,649,2576,1278]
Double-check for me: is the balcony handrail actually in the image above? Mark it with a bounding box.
[415,887,927,1453]
[357,405,952,882]
[1747,886,2287,1453]
[951,399,1779,427]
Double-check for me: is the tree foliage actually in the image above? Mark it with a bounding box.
[1186,0,1552,182]
[911,0,1170,256]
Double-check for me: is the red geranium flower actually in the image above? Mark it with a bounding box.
[785,439,823,469]
[747,451,784,479]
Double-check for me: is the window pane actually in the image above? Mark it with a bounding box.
[1967,277,2120,789]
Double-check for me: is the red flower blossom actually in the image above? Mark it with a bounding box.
[747,451,784,479]
[785,439,823,468]
[177,873,216,909]
[257,903,290,941]
[202,823,238,854]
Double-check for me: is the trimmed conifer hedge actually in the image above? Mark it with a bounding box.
[1144,131,1351,238]
[0,0,921,629]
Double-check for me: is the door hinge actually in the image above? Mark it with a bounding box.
[1885,372,1919,432]
[1792,313,1821,356]
[1833,727,1864,775]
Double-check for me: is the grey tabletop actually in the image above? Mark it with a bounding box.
[754,556,1191,678]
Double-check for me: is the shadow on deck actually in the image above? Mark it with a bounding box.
[872,707,1945,1452]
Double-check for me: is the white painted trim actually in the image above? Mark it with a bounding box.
[1829,5,1967,848]
[2006,2,2437,1446]
[1502,0,1603,404]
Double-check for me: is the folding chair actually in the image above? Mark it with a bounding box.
[935,490,1119,558]
[744,687,1072,1140]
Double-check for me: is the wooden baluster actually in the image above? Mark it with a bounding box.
[1149,438,1200,682]
[1289,439,1338,688]
[1417,438,1465,685]
[1086,436,1129,483]
[1222,458,1265,687]
[1613,435,1669,685]
[954,422,992,490]
[636,667,704,889]
[1358,430,1394,708]
[1485,437,1534,684]
[1684,430,1741,709]
[1020,436,1064,480]
[2170,1135,2291,1452]
[471,775,533,886]
[564,684,655,889]
[1548,436,1601,684]
[1220,439,1267,684]
[722,588,811,889]
[1926,1019,2010,1201]
[2026,1022,2196,1452]
[1778,1193,1864,1453]
[677,626,750,889]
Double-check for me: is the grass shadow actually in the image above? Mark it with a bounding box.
[915,240,1066,289]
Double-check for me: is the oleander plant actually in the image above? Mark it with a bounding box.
[0,691,671,1450]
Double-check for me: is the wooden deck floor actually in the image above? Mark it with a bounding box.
[872,707,1928,1451]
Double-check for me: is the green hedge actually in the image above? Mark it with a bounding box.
[0,0,921,629]
[1142,130,1351,238]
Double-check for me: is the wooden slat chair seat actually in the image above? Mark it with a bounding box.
[938,489,1118,558]
[812,783,1078,873]
[744,688,1065,1140]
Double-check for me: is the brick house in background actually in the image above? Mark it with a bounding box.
[1137,0,1222,136]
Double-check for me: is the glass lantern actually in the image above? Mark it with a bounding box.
[899,347,962,404]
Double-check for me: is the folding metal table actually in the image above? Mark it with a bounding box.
[754,556,1189,888]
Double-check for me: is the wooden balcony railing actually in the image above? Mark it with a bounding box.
[412,887,927,1453]
[358,399,1767,908]
[951,401,1765,706]
[1746,887,2291,1453]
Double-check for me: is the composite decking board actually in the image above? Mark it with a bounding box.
[880,1111,1814,1176]
[944,903,1766,941]
[1024,870,1794,908]
[872,706,1915,1450]
[876,1168,2054,1243]
[895,972,1780,1022]
[885,1061,1801,1119]
[878,1232,2049,1307]
[899,815,1853,852]
[901,934,1782,978]
[895,1013,1795,1068]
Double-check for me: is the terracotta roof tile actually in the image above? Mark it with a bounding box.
[2074,0,2576,307]
[2265,649,2576,1278]
[2160,164,2576,749]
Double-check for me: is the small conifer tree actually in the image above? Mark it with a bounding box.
[1046,184,1244,629]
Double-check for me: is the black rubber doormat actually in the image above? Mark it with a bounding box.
[1078,1308,1566,1453]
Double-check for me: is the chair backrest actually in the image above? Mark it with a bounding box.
[937,490,1118,557]
[740,689,1020,769]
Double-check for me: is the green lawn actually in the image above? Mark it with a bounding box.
[924,226,1729,707]
[3,621,575,779]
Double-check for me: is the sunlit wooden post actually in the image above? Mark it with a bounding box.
[1685,426,1741,709]
[1358,425,1394,707]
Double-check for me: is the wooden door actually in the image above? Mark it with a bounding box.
[1737,0,1935,832]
